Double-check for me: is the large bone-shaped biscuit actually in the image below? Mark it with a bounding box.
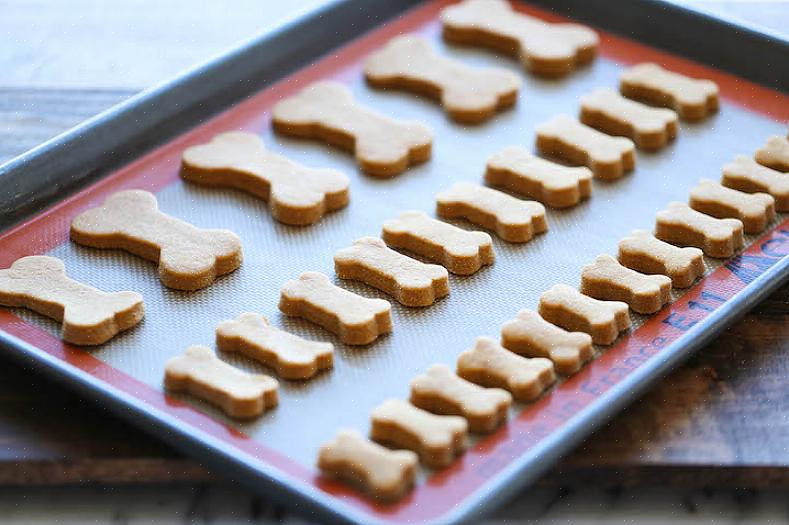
[539,284,630,345]
[618,230,704,289]
[164,345,279,419]
[215,312,333,380]
[272,81,432,177]
[536,115,635,180]
[370,398,467,468]
[0,256,144,345]
[501,309,593,375]
[580,88,678,150]
[70,190,242,291]
[619,63,719,121]
[722,155,789,212]
[435,182,547,243]
[485,146,592,208]
[689,179,775,234]
[364,34,520,123]
[581,254,672,315]
[334,237,449,307]
[655,202,744,258]
[410,364,512,433]
[181,131,349,226]
[317,429,418,502]
[382,211,494,275]
[278,272,392,345]
[755,136,789,172]
[441,0,598,77]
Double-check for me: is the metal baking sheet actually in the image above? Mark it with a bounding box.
[1,1,788,524]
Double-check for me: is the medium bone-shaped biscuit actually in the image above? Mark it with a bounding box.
[501,309,593,375]
[317,430,418,502]
[655,202,744,258]
[755,136,789,172]
[689,179,775,234]
[485,146,592,208]
[371,398,467,468]
[180,132,349,226]
[581,254,672,315]
[0,256,144,346]
[580,88,678,150]
[536,115,635,180]
[457,337,555,402]
[364,34,521,123]
[279,272,392,345]
[70,190,242,291]
[722,155,789,212]
[272,81,432,177]
[410,364,512,433]
[435,182,547,243]
[441,0,598,77]
[538,284,630,345]
[619,63,719,121]
[334,237,449,307]
[618,230,704,289]
[164,345,278,419]
[215,312,333,380]
[382,211,494,275]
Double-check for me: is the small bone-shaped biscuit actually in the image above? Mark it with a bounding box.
[0,256,144,346]
[70,190,242,291]
[538,284,630,345]
[382,211,494,275]
[317,430,418,502]
[435,182,547,243]
[581,254,672,315]
[580,88,678,150]
[279,272,392,345]
[535,115,635,180]
[164,345,278,419]
[215,312,333,380]
[618,230,704,289]
[500,309,593,375]
[485,146,592,208]
[371,398,467,468]
[334,237,449,307]
[181,132,349,226]
[655,202,744,258]
[755,136,789,172]
[410,364,512,433]
[722,155,789,212]
[441,0,598,77]
[689,179,775,234]
[272,81,432,177]
[457,337,555,402]
[364,35,520,123]
[619,63,719,121]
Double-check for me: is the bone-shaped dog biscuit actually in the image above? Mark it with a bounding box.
[501,309,593,375]
[70,190,242,291]
[536,115,635,180]
[581,254,672,315]
[580,88,678,150]
[272,81,432,177]
[655,202,744,258]
[382,211,494,275]
[618,230,704,289]
[371,398,467,468]
[410,364,512,433]
[164,345,278,419]
[364,34,521,123]
[317,430,418,502]
[485,146,592,208]
[722,155,789,212]
[441,0,598,77]
[689,179,775,234]
[539,284,630,345]
[755,136,789,172]
[215,312,333,380]
[0,256,144,346]
[619,63,719,121]
[181,131,349,226]
[435,182,547,243]
[334,237,449,307]
[279,272,392,345]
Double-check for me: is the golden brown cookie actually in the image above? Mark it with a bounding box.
[580,254,672,315]
[655,202,744,258]
[538,284,630,345]
[755,136,789,172]
[617,230,704,289]
[689,179,775,233]
[722,155,789,212]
